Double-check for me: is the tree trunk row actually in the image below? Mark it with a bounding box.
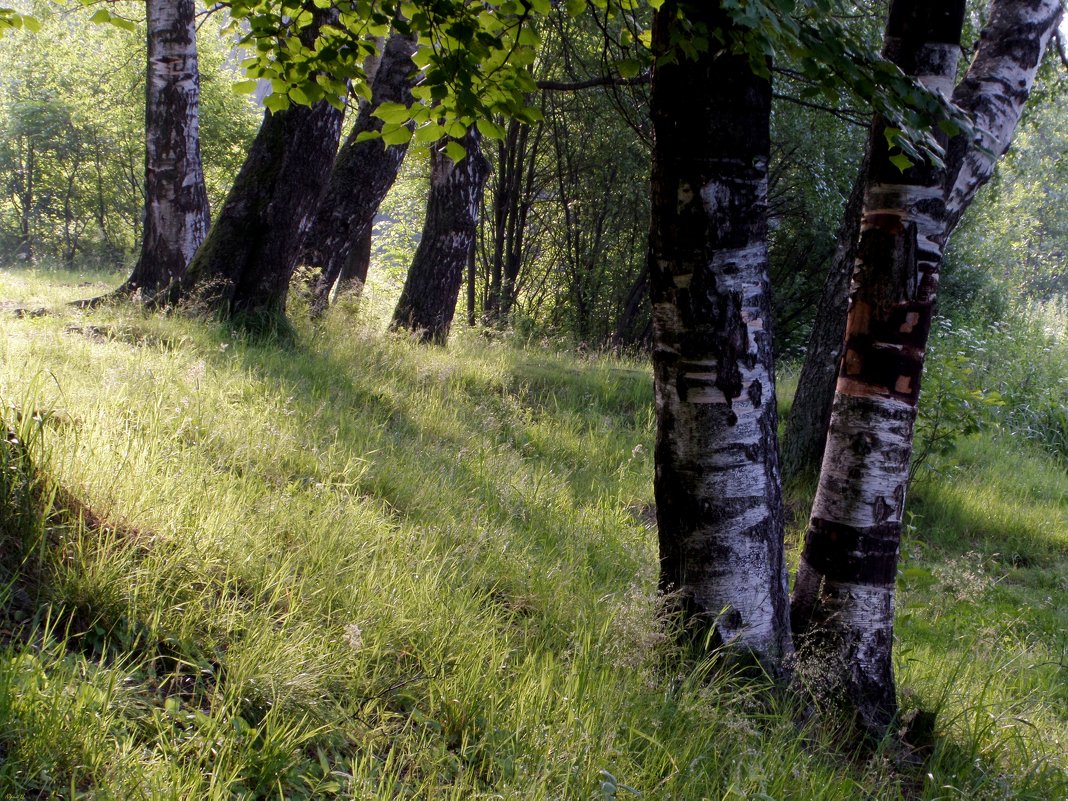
[303,30,419,313]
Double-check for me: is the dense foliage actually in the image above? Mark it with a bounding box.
[0,2,259,269]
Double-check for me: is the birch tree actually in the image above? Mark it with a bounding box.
[179,8,345,327]
[121,0,210,300]
[302,30,418,313]
[391,127,489,344]
[782,0,1065,479]
[648,0,792,673]
[790,0,1063,732]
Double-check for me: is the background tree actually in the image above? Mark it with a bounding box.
[302,29,418,313]
[120,0,210,299]
[391,127,489,343]
[0,2,257,269]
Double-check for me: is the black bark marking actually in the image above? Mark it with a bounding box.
[747,379,762,409]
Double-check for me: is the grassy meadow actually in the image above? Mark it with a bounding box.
[1,267,1065,799]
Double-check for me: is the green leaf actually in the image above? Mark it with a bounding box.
[381,123,412,146]
[264,93,290,113]
[889,152,913,173]
[373,101,411,125]
[475,118,505,140]
[233,80,259,95]
[88,9,111,24]
[444,140,467,164]
[414,122,447,143]
[289,86,311,106]
[616,59,641,79]
[565,0,587,17]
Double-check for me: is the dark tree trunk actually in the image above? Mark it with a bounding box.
[790,0,966,734]
[484,117,542,323]
[466,246,476,327]
[123,0,210,299]
[15,143,34,262]
[611,263,649,350]
[180,11,344,327]
[391,129,489,344]
[334,222,374,296]
[781,152,868,480]
[649,2,791,674]
[303,31,417,314]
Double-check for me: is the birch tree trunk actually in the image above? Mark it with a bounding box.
[782,0,1062,482]
[180,95,343,326]
[303,31,417,314]
[943,0,1063,234]
[123,0,210,300]
[790,0,966,733]
[792,0,1062,734]
[391,128,489,344]
[649,1,791,674]
[178,8,345,328]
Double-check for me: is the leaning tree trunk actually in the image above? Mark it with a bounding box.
[123,0,210,300]
[791,0,1062,735]
[780,152,867,480]
[180,9,345,326]
[790,0,966,734]
[781,0,1062,481]
[391,129,489,344]
[942,0,1063,235]
[180,93,343,325]
[303,31,417,313]
[648,1,791,674]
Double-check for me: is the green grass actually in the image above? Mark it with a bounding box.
[1,267,1065,799]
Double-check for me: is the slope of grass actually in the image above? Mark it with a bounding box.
[1,268,1065,800]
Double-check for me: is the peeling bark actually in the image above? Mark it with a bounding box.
[391,128,489,344]
[123,0,210,300]
[303,31,417,314]
[791,0,966,733]
[784,0,1062,483]
[649,2,791,674]
[792,0,1062,735]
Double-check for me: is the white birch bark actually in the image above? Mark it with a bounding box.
[945,0,1064,231]
[792,0,966,733]
[128,0,210,298]
[649,2,791,674]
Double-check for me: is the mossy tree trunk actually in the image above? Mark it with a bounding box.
[391,128,489,344]
[648,1,792,674]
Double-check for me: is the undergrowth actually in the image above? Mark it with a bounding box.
[0,268,1065,799]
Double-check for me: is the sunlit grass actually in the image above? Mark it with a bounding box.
[1,266,1065,799]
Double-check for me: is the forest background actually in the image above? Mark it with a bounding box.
[0,0,1066,798]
